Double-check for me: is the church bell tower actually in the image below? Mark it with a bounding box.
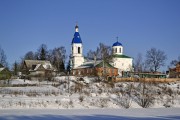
[70,24,84,69]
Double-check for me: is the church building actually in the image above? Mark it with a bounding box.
[70,24,133,77]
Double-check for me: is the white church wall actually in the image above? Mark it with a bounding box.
[72,56,84,68]
[72,44,83,57]
[112,58,133,76]
[113,46,123,55]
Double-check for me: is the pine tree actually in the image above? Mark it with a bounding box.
[14,61,18,76]
[66,60,71,73]
[40,47,46,60]
[59,61,65,72]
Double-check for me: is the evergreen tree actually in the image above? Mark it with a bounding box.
[0,46,8,67]
[66,60,71,73]
[59,61,65,72]
[40,47,46,60]
[14,61,18,76]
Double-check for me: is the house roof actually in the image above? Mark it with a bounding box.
[24,60,56,71]
[73,60,116,69]
[73,61,101,69]
[112,54,132,58]
[95,61,115,68]
[0,68,5,72]
[24,60,51,69]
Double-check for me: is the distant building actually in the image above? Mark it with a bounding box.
[133,72,166,78]
[70,24,133,77]
[72,60,118,78]
[22,60,57,80]
[169,62,180,78]
[0,64,11,80]
[111,40,133,76]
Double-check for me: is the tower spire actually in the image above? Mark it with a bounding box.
[116,36,119,42]
[75,22,79,32]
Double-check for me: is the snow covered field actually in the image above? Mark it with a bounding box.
[0,108,180,120]
[0,78,180,119]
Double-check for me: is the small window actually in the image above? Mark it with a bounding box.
[78,70,81,75]
[119,48,121,53]
[32,65,36,70]
[115,48,117,53]
[78,47,80,54]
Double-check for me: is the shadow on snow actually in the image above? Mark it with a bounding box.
[1,115,180,120]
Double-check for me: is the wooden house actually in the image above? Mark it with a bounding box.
[22,60,57,80]
[0,66,11,80]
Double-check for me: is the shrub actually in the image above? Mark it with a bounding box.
[79,95,84,102]
[134,83,155,108]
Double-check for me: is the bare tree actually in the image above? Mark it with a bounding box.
[145,48,167,72]
[86,43,111,60]
[134,53,144,72]
[50,46,66,72]
[134,82,155,108]
[97,43,111,60]
[169,55,180,67]
[24,51,35,60]
[0,46,8,67]
[86,50,96,60]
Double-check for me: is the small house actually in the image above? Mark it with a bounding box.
[0,67,11,80]
[22,60,57,80]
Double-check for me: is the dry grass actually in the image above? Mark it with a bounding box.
[115,78,178,83]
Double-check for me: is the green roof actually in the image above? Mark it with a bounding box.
[95,61,115,68]
[112,54,132,58]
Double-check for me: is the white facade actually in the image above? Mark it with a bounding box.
[71,44,84,68]
[70,24,84,69]
[112,57,133,76]
[112,46,123,55]
[111,41,133,76]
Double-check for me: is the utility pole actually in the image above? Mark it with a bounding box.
[68,71,70,94]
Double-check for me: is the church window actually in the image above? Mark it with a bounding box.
[115,48,117,53]
[78,70,81,75]
[119,48,121,53]
[78,47,80,54]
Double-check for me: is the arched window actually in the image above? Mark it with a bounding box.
[78,47,80,54]
[119,48,121,53]
[115,48,117,53]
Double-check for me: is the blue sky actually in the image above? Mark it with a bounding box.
[0,0,180,71]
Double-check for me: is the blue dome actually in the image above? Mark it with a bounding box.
[72,32,82,44]
[112,41,122,47]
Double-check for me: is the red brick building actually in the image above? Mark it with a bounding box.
[71,61,118,79]
[169,62,180,78]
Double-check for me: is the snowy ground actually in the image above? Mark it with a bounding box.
[0,78,180,119]
[0,108,180,120]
